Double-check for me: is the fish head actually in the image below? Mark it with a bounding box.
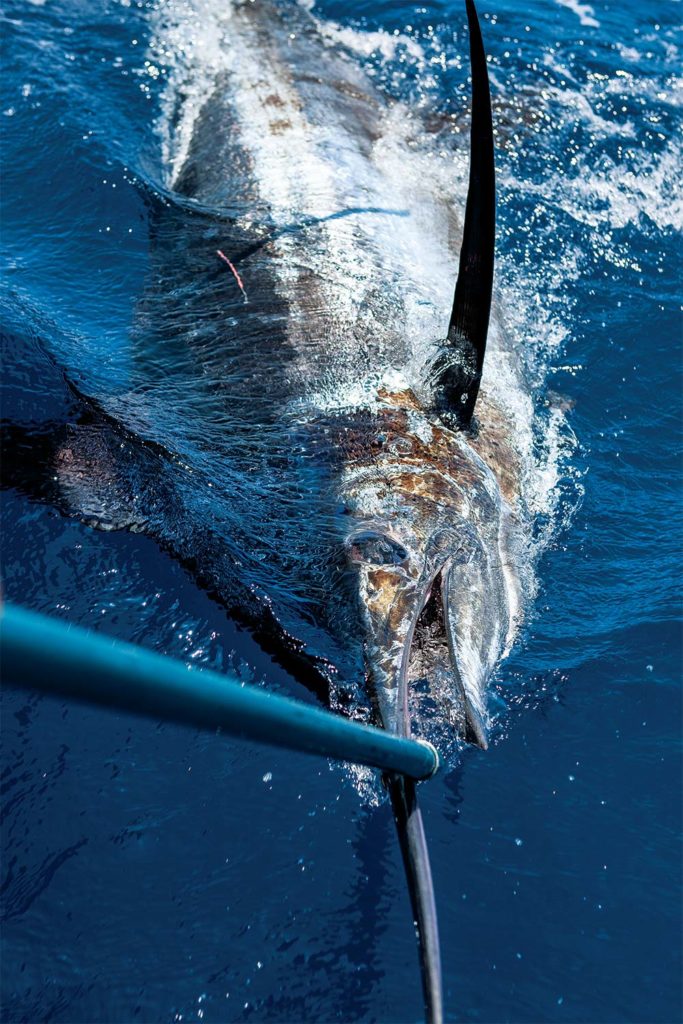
[340,399,514,747]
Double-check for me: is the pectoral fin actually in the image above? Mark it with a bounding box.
[54,421,154,533]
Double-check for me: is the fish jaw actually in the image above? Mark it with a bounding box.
[440,557,492,750]
[351,555,429,737]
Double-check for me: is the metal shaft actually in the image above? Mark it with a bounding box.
[0,604,438,781]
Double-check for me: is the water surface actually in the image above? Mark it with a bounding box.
[1,1,681,1021]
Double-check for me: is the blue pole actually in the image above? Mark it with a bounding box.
[0,604,438,781]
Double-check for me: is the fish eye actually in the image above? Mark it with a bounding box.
[347,532,408,567]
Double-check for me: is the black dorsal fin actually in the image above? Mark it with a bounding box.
[431,0,495,428]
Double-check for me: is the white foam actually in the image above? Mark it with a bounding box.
[507,135,682,235]
[554,0,600,29]
[319,20,425,65]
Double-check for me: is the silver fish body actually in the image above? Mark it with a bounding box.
[154,0,524,743]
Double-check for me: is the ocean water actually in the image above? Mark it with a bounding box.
[1,0,681,1022]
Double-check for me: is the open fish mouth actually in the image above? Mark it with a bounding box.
[349,530,490,750]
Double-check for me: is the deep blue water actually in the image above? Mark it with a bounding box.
[1,1,681,1022]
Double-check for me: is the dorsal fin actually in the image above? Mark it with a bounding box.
[431,0,495,428]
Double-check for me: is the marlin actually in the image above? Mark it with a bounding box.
[2,2,527,1020]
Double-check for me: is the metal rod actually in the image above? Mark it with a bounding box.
[0,604,439,781]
